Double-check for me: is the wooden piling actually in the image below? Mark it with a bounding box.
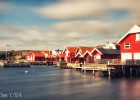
[84,69,86,74]
[92,70,95,75]
[130,67,132,77]
[108,67,111,78]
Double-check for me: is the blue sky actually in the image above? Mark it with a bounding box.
[0,0,140,50]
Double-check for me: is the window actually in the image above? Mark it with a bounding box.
[124,43,130,49]
[136,34,140,41]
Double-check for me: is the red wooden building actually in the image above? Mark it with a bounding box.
[91,48,120,64]
[117,24,140,60]
[75,46,94,63]
[26,52,45,62]
[63,47,78,63]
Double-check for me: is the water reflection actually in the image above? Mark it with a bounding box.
[120,79,140,100]
[0,66,140,100]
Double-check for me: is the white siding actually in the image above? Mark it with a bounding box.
[134,53,140,59]
[121,53,132,60]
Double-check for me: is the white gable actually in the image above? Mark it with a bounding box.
[117,24,140,44]
[103,42,116,49]
[127,24,140,33]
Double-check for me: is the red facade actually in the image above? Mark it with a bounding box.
[117,25,140,60]
[91,48,120,64]
[64,47,78,63]
[75,46,94,63]
[26,52,45,62]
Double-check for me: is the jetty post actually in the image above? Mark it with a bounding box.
[107,61,111,78]
[121,60,125,77]
[92,70,95,75]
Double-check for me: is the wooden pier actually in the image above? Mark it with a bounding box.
[55,62,140,78]
[29,61,54,65]
[4,62,31,67]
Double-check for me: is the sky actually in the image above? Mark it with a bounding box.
[0,0,140,50]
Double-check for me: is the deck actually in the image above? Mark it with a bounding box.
[55,62,140,78]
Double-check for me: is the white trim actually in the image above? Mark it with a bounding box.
[124,42,130,49]
[91,48,102,55]
[63,47,78,54]
[83,50,92,57]
[75,52,83,57]
[117,24,140,44]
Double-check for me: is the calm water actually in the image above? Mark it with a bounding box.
[0,65,140,100]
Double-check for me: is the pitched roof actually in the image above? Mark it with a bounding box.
[66,47,78,53]
[97,48,120,55]
[117,24,140,44]
[79,46,94,55]
[59,53,66,58]
[75,46,94,57]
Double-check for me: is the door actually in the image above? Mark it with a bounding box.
[121,53,132,60]
[88,56,93,63]
[134,53,140,59]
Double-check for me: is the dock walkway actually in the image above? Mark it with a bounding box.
[55,62,140,78]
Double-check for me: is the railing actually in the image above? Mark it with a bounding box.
[95,59,121,64]
[96,59,140,65]
[125,60,140,65]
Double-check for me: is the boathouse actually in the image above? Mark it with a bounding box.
[63,47,78,63]
[75,46,94,63]
[52,49,63,61]
[26,52,45,62]
[117,24,140,61]
[91,48,120,64]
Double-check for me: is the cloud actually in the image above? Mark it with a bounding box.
[35,0,106,19]
[1,0,140,50]
[34,0,140,20]
[0,2,12,12]
[52,20,114,37]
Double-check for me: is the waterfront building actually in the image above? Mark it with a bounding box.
[63,47,78,63]
[26,52,45,62]
[52,49,63,61]
[91,48,120,64]
[117,24,140,61]
[103,42,119,49]
[75,46,94,63]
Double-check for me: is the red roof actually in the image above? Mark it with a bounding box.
[79,46,94,55]
[75,46,94,57]
[27,52,45,57]
[59,53,66,57]
[66,47,78,53]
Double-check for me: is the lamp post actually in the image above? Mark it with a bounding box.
[6,45,11,61]
[5,45,7,61]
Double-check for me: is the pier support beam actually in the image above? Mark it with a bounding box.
[92,70,95,75]
[108,68,111,78]
[130,68,132,77]
[84,69,86,74]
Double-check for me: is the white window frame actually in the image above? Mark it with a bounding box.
[124,43,130,49]
[136,33,140,41]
